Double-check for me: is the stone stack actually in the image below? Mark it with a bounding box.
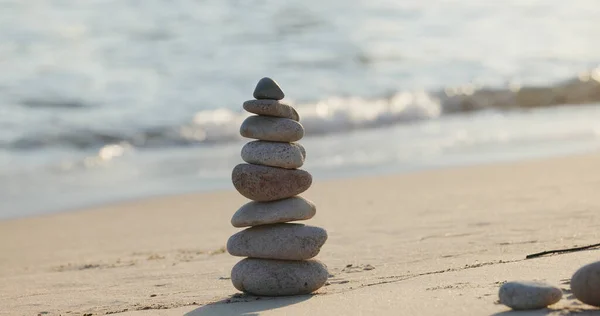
[227,77,329,296]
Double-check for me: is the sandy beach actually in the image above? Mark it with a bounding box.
[3,152,600,315]
[3,2,600,315]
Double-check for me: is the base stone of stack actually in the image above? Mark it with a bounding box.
[231,258,328,296]
[240,116,304,142]
[231,196,316,227]
[241,141,306,169]
[232,164,312,201]
[227,223,327,260]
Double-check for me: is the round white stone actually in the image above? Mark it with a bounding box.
[498,281,562,310]
[571,261,600,307]
[241,141,305,169]
[231,258,328,296]
[240,115,304,142]
[231,196,316,227]
[227,223,327,260]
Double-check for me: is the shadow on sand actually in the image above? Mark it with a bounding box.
[185,294,312,316]
[491,308,600,316]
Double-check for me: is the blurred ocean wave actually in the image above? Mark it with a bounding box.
[3,69,599,151]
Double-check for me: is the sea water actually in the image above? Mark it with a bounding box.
[1,0,599,219]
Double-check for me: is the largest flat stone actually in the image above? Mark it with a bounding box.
[498,281,562,310]
[232,164,312,201]
[231,258,328,296]
[240,116,304,142]
[227,223,328,260]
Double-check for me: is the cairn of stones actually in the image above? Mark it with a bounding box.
[227,77,328,296]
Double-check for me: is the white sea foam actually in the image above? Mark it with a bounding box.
[186,90,442,144]
[184,71,600,145]
[3,70,600,151]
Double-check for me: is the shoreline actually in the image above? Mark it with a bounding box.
[4,147,598,222]
[5,102,600,221]
[3,152,600,315]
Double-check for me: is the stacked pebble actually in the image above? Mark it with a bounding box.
[227,77,329,296]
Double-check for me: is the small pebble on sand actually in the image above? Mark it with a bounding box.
[498,281,562,310]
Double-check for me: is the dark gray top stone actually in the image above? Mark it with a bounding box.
[253,77,285,100]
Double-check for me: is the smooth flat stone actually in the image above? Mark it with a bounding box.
[243,99,299,121]
[253,77,285,100]
[231,196,316,227]
[240,116,304,142]
[498,281,562,310]
[571,261,600,306]
[231,258,328,296]
[241,141,305,169]
[232,164,312,201]
[227,223,327,260]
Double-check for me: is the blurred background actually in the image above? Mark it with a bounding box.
[1,0,599,219]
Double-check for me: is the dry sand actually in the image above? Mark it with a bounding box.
[2,153,600,315]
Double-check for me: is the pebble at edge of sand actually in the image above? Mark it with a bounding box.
[498,281,562,310]
[571,261,600,307]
